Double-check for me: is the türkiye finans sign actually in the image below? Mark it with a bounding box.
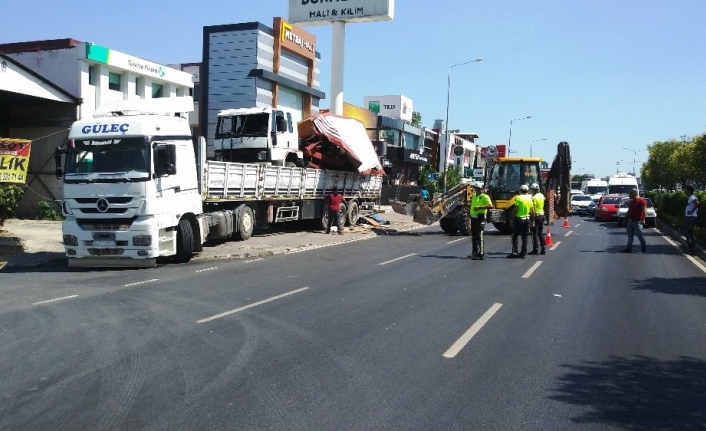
[288,0,394,26]
[0,138,32,184]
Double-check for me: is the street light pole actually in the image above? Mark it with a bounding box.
[530,138,546,157]
[508,116,531,153]
[622,147,645,176]
[443,57,483,193]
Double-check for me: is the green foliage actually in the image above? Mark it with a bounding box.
[411,111,422,128]
[418,165,436,186]
[642,132,706,189]
[434,166,462,192]
[37,200,63,221]
[646,190,706,243]
[0,184,25,227]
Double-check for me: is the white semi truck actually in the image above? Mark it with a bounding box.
[55,98,382,268]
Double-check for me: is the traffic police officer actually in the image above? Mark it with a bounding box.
[528,182,546,255]
[508,184,535,259]
[469,182,494,260]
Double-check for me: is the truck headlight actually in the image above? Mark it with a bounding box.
[63,235,78,246]
[132,235,152,246]
[62,201,73,216]
[136,200,147,216]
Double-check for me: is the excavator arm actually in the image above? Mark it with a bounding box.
[543,141,572,219]
[391,183,473,225]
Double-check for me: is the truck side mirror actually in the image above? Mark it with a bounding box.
[154,144,177,177]
[54,144,66,179]
[166,144,177,175]
[276,116,288,132]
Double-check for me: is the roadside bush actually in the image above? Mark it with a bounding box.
[648,190,706,242]
[37,200,63,221]
[0,184,25,227]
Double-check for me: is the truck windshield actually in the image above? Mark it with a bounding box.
[608,185,637,195]
[215,114,269,138]
[65,137,150,182]
[586,186,608,195]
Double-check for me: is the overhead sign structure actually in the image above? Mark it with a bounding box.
[0,138,32,184]
[289,0,394,26]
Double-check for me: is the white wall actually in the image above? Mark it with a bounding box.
[6,47,82,97]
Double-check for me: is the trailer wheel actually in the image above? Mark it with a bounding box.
[175,219,194,263]
[346,201,359,226]
[234,206,254,241]
[439,217,458,234]
[319,202,345,231]
[458,207,471,236]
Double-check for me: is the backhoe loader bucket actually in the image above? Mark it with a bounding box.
[390,200,438,225]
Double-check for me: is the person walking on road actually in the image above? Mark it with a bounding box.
[528,183,546,255]
[508,184,535,259]
[621,189,647,253]
[469,182,494,260]
[324,186,345,235]
[685,185,700,255]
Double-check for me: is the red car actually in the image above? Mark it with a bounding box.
[595,194,624,222]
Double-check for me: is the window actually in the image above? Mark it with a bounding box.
[135,77,143,96]
[152,83,163,98]
[108,72,121,91]
[88,66,96,86]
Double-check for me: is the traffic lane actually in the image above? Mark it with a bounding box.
[422,216,706,429]
[0,226,540,430]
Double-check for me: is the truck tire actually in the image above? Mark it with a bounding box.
[233,206,254,241]
[175,218,194,263]
[346,201,359,226]
[457,207,471,236]
[319,202,346,231]
[439,217,458,234]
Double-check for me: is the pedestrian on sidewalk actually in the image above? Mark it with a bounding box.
[324,186,345,235]
[684,185,700,255]
[621,189,647,253]
[528,183,546,255]
[508,184,535,259]
[420,186,430,201]
[469,182,493,260]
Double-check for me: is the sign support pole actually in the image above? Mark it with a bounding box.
[331,21,345,116]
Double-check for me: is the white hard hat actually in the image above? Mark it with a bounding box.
[472,182,483,189]
[530,183,540,189]
[520,184,529,191]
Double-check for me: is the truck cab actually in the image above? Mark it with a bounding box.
[56,98,203,267]
[214,107,303,167]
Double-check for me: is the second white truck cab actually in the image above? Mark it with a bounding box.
[581,179,609,202]
[214,107,303,167]
[607,174,639,196]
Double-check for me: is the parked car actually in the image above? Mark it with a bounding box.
[617,197,657,227]
[571,194,596,215]
[595,194,624,222]
[570,189,585,197]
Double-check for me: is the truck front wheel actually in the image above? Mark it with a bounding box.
[439,217,458,234]
[175,219,194,263]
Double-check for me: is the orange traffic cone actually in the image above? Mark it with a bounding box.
[562,217,571,228]
[545,229,554,246]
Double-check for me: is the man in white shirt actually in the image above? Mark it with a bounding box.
[685,185,700,255]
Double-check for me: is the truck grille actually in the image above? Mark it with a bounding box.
[75,197,133,204]
[77,218,135,231]
[79,208,128,214]
[88,248,124,256]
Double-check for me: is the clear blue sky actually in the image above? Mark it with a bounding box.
[3,0,705,178]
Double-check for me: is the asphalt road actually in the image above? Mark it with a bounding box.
[1,216,706,430]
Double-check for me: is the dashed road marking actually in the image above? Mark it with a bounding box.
[33,295,78,306]
[379,253,418,266]
[195,267,218,273]
[522,261,543,279]
[565,230,573,237]
[443,303,503,358]
[446,237,468,244]
[550,241,561,250]
[575,223,581,228]
[197,287,309,323]
[124,279,159,287]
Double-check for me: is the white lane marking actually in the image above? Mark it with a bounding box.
[553,294,562,297]
[195,267,218,273]
[379,253,418,266]
[522,261,543,279]
[124,279,159,287]
[575,223,581,228]
[660,231,706,274]
[443,303,503,358]
[244,258,263,263]
[446,237,468,244]
[197,287,309,323]
[33,295,78,306]
[550,241,561,250]
[565,230,573,237]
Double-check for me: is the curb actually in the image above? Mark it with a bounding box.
[656,219,705,260]
[0,235,25,255]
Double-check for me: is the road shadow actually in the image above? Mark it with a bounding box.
[419,254,468,260]
[549,355,706,430]
[632,277,706,297]
[581,243,679,255]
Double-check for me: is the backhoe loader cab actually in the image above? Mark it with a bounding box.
[486,157,543,233]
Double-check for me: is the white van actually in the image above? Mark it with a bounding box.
[582,179,609,202]
[608,174,639,195]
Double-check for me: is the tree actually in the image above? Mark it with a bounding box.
[434,166,462,192]
[418,164,436,186]
[411,111,422,128]
[641,139,681,190]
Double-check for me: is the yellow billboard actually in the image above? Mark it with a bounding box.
[0,138,32,184]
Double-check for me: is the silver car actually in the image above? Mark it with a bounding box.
[617,197,657,227]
